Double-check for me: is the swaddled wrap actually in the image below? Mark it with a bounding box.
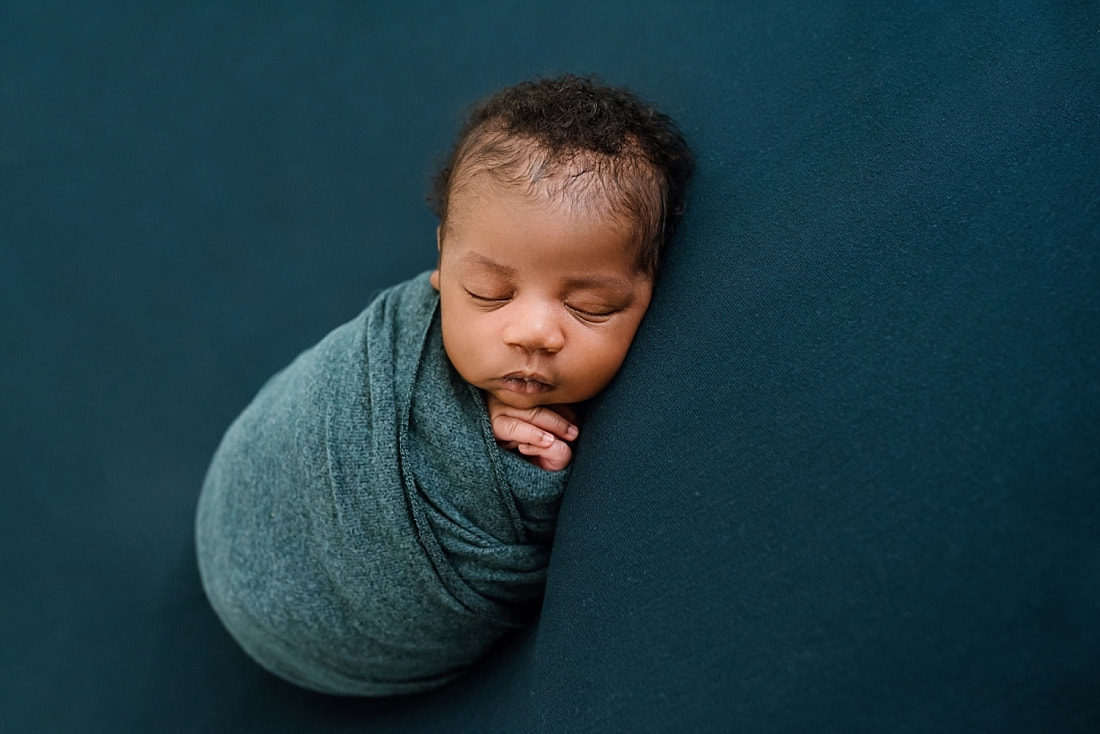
[195,272,569,696]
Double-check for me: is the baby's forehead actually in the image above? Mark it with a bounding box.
[445,180,646,259]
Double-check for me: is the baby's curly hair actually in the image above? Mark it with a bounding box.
[430,75,694,276]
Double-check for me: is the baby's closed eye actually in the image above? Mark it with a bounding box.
[464,287,511,304]
[566,302,621,322]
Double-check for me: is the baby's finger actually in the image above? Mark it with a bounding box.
[492,414,555,448]
[517,437,572,471]
[511,405,579,441]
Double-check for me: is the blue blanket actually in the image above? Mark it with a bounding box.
[195,272,569,695]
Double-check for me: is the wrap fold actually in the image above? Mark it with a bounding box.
[195,272,568,695]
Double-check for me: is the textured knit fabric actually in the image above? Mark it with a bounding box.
[194,272,568,695]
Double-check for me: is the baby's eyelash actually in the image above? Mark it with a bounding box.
[568,304,618,321]
[464,288,510,303]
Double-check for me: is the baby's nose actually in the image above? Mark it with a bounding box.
[503,303,564,353]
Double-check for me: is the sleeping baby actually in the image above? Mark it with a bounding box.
[195,74,694,695]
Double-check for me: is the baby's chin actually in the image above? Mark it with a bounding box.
[488,390,556,410]
[484,387,579,412]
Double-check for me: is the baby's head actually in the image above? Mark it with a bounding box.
[429,75,694,409]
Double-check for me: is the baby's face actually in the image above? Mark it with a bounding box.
[431,180,653,410]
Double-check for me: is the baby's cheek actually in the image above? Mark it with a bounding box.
[566,354,619,401]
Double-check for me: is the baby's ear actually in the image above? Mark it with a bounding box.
[430,226,442,291]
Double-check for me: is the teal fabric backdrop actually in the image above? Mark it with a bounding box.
[2,1,1097,731]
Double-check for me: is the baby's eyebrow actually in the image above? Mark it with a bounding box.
[563,275,631,291]
[462,251,631,292]
[462,252,515,275]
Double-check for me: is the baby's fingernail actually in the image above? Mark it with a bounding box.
[566,425,579,440]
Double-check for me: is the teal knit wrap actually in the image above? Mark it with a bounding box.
[195,272,568,695]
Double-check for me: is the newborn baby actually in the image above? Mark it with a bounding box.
[195,74,693,695]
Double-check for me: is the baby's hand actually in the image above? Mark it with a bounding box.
[485,394,579,472]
